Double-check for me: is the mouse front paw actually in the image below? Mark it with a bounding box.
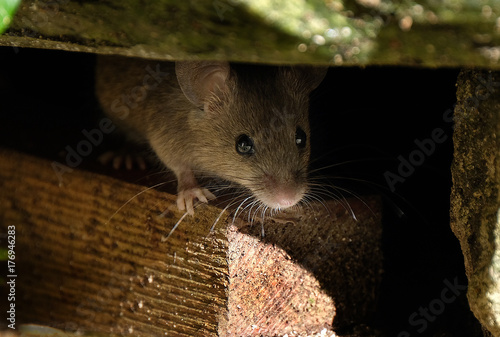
[177,187,216,215]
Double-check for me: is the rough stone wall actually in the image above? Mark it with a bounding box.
[2,0,500,67]
[451,69,500,336]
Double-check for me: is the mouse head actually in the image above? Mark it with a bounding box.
[176,61,326,210]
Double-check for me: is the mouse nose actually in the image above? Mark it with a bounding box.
[261,174,306,209]
[273,189,303,208]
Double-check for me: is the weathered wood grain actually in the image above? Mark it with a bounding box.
[0,148,229,336]
[0,148,382,336]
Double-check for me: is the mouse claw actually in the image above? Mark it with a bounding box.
[177,188,216,215]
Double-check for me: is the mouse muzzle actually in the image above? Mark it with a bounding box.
[256,173,307,209]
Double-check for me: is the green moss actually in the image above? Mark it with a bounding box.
[451,69,500,336]
[0,0,20,34]
[3,0,500,66]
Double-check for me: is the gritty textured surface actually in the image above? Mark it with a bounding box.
[223,197,383,336]
[451,69,500,336]
[2,0,500,67]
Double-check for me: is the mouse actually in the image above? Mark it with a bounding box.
[95,56,327,215]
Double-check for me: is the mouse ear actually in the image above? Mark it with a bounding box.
[282,66,328,93]
[175,61,230,109]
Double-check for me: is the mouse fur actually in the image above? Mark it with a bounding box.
[95,56,326,214]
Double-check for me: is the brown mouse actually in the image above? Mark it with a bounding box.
[95,56,326,215]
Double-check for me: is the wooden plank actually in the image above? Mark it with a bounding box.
[0,148,383,336]
[223,200,383,336]
[0,148,229,336]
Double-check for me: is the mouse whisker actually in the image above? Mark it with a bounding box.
[306,183,360,220]
[209,202,233,234]
[310,174,393,220]
[308,157,391,175]
[336,176,416,221]
[106,181,172,225]
[300,197,319,213]
[309,173,413,219]
[232,195,255,224]
[162,211,189,241]
[214,188,247,198]
[248,200,263,227]
[250,203,267,237]
[301,193,330,215]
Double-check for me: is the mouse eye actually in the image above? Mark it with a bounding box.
[236,134,255,156]
[295,127,307,149]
